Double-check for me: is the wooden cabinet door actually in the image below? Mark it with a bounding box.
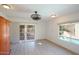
[5,20,10,54]
[0,17,4,54]
[0,16,10,55]
[0,18,6,54]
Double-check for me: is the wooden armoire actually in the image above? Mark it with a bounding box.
[0,16,11,55]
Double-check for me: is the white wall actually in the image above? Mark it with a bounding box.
[47,12,79,54]
[75,23,79,38]
[10,22,19,43]
[10,20,47,43]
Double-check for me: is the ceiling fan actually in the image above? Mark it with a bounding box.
[31,11,41,21]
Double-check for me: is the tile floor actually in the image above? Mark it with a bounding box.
[10,39,74,55]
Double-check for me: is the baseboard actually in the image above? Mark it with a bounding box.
[45,39,79,55]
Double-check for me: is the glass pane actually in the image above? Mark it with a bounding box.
[20,25,25,40]
[27,25,35,40]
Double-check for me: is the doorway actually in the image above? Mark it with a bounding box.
[19,24,35,40]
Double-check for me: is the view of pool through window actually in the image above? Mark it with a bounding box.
[59,36,79,45]
[59,22,79,45]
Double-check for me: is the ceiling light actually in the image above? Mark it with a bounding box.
[51,15,56,18]
[2,4,11,9]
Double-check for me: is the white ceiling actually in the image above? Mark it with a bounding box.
[0,4,79,22]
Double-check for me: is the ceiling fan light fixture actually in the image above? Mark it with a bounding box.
[31,11,41,20]
[51,15,56,18]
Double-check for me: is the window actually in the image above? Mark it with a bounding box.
[59,23,79,45]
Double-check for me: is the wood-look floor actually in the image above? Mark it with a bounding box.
[10,39,74,55]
